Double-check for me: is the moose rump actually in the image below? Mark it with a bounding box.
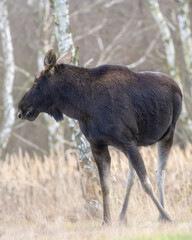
[126,71,181,146]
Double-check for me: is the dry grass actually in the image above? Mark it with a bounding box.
[0,144,191,239]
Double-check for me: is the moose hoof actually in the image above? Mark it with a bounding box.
[158,214,172,223]
[102,217,111,226]
[119,213,127,225]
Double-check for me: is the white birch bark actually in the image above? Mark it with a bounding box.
[0,0,15,156]
[53,0,91,165]
[147,0,192,136]
[176,0,192,93]
[40,0,64,155]
[28,0,64,154]
[53,0,73,53]
[147,0,178,80]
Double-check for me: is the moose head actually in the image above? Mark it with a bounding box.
[18,49,72,122]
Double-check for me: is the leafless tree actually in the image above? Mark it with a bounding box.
[27,0,65,154]
[52,0,92,165]
[0,0,15,156]
[148,0,192,139]
[176,0,192,95]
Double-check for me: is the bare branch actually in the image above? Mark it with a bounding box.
[0,56,34,82]
[74,19,107,42]
[13,133,47,154]
[104,0,124,8]
[96,23,129,65]
[127,32,159,69]
[70,0,106,18]
[97,36,104,51]
[84,58,94,67]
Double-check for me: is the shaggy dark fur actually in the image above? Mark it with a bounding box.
[18,49,182,224]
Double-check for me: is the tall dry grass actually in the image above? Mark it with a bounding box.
[0,145,191,239]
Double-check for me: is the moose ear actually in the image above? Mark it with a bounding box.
[56,50,72,65]
[44,49,57,70]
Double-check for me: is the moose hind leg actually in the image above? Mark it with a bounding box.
[156,126,174,220]
[119,162,135,223]
[91,144,111,224]
[124,142,171,222]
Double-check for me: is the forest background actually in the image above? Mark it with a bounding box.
[0,0,192,239]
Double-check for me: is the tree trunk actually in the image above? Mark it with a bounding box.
[147,0,192,139]
[147,0,179,80]
[28,0,65,155]
[0,0,15,157]
[176,0,192,94]
[52,0,94,206]
[52,0,91,163]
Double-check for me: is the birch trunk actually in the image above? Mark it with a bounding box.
[176,0,192,94]
[53,0,91,165]
[147,0,192,137]
[0,0,15,157]
[147,0,179,80]
[28,0,64,154]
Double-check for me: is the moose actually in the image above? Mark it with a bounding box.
[18,49,182,224]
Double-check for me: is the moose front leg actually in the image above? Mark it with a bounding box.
[91,143,111,224]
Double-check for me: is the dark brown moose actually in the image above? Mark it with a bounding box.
[18,49,182,224]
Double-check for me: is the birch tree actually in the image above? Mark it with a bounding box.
[176,0,192,95]
[28,0,64,154]
[38,0,65,155]
[147,0,179,80]
[0,0,15,156]
[147,0,192,138]
[52,0,91,166]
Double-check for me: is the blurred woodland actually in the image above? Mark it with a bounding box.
[0,0,192,157]
[0,1,192,236]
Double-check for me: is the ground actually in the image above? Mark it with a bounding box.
[0,145,191,239]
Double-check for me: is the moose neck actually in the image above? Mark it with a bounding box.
[53,64,91,121]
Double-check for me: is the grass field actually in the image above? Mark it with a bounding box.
[0,144,191,239]
[1,220,191,240]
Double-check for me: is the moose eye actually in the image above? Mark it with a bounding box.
[33,82,39,89]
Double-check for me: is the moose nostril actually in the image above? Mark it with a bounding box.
[18,111,22,119]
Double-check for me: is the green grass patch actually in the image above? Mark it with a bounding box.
[111,232,192,240]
